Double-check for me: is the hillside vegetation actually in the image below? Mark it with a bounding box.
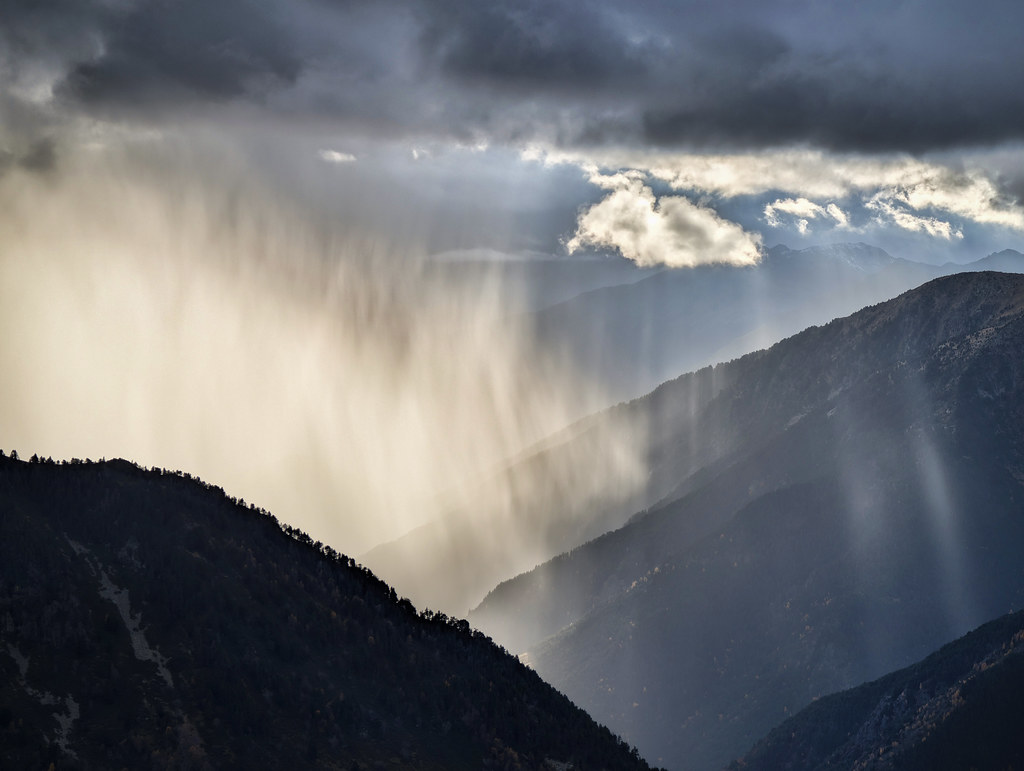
[0,454,653,770]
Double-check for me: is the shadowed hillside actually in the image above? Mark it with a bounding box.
[472,271,1024,770]
[0,455,653,771]
[735,610,1024,771]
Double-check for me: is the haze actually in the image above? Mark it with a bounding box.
[3,0,1023,604]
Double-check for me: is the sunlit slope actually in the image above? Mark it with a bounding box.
[0,456,654,771]
[472,271,1024,771]
[736,610,1024,771]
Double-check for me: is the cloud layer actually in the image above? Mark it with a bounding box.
[4,0,1024,155]
[541,147,1024,259]
[4,0,1022,265]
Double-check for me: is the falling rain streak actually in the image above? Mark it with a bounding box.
[0,140,646,563]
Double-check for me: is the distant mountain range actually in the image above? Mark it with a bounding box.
[364,247,1024,618]
[735,610,1024,770]
[0,456,653,770]
[471,271,1024,770]
[527,244,1024,405]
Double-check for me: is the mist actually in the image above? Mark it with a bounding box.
[0,138,645,567]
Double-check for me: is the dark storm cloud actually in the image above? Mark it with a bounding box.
[0,0,99,52]
[1007,178,1024,208]
[445,0,1024,153]
[421,0,1024,153]
[59,1,302,110]
[995,162,1024,208]
[642,78,1024,155]
[418,0,651,92]
[639,19,1024,155]
[4,0,1024,154]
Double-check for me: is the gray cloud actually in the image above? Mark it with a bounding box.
[18,137,57,173]
[419,0,651,93]
[58,1,302,111]
[641,62,1024,154]
[4,1,1024,157]
[415,0,1024,153]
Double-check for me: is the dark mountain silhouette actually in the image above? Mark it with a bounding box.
[471,271,1024,770]
[0,455,653,771]
[364,246,1023,618]
[734,610,1024,771]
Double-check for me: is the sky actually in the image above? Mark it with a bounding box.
[2,0,1024,553]
[3,0,1024,263]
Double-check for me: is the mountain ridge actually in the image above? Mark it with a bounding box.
[364,246,1023,618]
[471,271,1024,770]
[0,454,654,770]
[734,610,1024,771]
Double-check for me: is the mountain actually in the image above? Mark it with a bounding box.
[734,610,1024,771]
[527,244,1024,407]
[362,247,1022,618]
[470,272,1024,770]
[0,455,653,771]
[525,243,943,405]
[954,247,1024,274]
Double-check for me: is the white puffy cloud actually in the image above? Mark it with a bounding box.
[763,197,851,233]
[566,173,762,268]
[534,146,1024,239]
[865,195,963,240]
[536,146,904,198]
[825,203,849,228]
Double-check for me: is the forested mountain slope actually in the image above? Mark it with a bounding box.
[0,455,652,771]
